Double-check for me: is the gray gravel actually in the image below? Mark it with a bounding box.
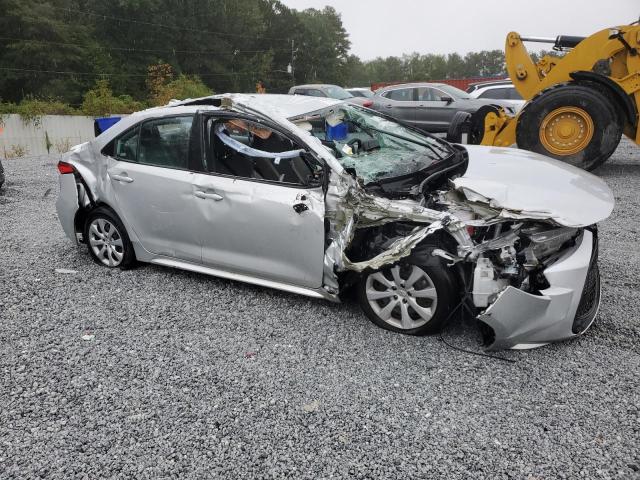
[1,142,639,479]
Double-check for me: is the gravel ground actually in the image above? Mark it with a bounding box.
[0,141,639,479]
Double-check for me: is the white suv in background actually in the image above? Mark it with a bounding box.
[467,81,526,112]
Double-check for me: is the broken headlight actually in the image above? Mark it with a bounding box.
[520,225,579,263]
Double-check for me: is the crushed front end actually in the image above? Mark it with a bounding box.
[467,224,600,350]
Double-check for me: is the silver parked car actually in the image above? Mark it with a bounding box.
[289,84,373,107]
[372,82,516,133]
[56,94,613,350]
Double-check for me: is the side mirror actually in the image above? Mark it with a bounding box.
[440,96,453,104]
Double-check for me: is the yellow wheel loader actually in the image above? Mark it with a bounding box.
[448,21,640,171]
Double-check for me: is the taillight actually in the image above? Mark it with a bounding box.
[363,100,373,108]
[57,161,75,174]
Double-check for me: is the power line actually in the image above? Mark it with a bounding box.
[0,66,291,78]
[0,36,291,56]
[51,6,291,42]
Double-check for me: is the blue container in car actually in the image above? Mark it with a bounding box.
[94,117,122,136]
[325,122,348,141]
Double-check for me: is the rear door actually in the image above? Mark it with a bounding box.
[106,115,204,262]
[377,88,418,126]
[193,114,326,288]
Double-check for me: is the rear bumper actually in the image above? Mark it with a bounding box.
[478,229,600,351]
[56,174,80,245]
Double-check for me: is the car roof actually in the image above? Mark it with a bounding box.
[376,82,447,92]
[475,83,515,90]
[290,84,337,89]
[93,94,342,148]
[467,79,513,92]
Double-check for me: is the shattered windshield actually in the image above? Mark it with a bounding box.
[293,105,454,184]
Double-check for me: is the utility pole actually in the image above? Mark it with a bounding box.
[291,39,295,85]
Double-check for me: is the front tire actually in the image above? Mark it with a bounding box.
[446,111,471,143]
[516,84,622,171]
[84,207,135,269]
[356,247,458,336]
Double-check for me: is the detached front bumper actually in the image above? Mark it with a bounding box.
[478,229,600,351]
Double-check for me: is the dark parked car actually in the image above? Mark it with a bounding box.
[372,82,515,133]
[288,84,373,107]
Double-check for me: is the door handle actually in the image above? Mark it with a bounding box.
[385,104,392,108]
[293,202,309,214]
[194,190,223,201]
[111,173,134,183]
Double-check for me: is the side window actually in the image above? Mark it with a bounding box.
[508,88,523,100]
[306,89,326,97]
[208,117,320,185]
[416,87,436,101]
[384,88,414,102]
[430,89,450,101]
[138,116,194,169]
[114,127,140,162]
[479,88,508,100]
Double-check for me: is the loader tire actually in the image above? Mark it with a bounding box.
[516,84,622,171]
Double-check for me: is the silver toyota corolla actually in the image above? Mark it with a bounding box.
[56,94,614,350]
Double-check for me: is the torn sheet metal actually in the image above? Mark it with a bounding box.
[321,170,469,289]
[342,222,444,272]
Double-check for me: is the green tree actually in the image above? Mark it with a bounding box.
[81,79,143,116]
[294,7,350,85]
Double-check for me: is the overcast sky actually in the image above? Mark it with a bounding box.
[280,0,639,60]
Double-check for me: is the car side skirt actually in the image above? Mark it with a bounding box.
[150,257,340,303]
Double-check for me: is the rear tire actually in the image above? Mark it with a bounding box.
[516,84,622,171]
[356,245,458,336]
[84,207,136,269]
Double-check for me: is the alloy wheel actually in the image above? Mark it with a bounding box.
[88,218,125,267]
[365,264,438,330]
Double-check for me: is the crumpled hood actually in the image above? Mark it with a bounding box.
[455,145,615,227]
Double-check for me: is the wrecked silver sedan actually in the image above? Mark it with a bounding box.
[56,94,613,350]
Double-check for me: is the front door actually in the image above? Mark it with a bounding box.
[414,87,456,132]
[195,115,326,288]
